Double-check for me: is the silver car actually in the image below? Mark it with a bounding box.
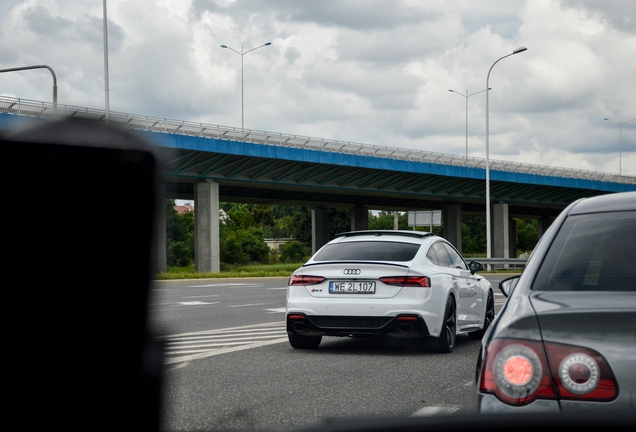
[471,191,636,413]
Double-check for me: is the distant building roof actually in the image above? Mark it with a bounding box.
[174,203,193,214]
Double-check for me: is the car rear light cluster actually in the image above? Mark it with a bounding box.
[379,276,431,287]
[288,275,325,286]
[480,338,618,406]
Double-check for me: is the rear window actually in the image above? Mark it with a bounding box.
[532,211,636,291]
[313,241,421,262]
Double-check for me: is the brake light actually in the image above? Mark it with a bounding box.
[479,338,618,405]
[480,339,554,405]
[380,276,430,287]
[288,275,325,286]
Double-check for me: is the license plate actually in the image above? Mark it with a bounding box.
[329,281,376,294]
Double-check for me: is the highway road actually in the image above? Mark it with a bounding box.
[151,275,513,431]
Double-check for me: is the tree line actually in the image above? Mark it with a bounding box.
[165,200,538,267]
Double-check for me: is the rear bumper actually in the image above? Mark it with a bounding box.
[286,313,430,338]
[286,284,447,336]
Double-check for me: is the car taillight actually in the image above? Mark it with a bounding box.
[380,276,430,287]
[288,275,325,286]
[480,339,554,405]
[546,343,618,401]
[479,338,618,406]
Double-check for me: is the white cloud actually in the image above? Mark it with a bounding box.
[1,0,634,175]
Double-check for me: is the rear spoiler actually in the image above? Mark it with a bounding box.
[335,230,435,239]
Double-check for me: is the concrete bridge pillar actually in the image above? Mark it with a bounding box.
[443,203,462,253]
[312,207,330,254]
[195,181,220,273]
[350,205,369,231]
[509,218,517,259]
[493,203,509,259]
[156,184,167,273]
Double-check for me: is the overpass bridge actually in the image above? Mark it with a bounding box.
[2,96,634,272]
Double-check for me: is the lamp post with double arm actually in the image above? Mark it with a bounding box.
[221,42,272,130]
[449,87,491,157]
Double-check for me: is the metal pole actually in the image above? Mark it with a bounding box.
[103,0,110,121]
[241,45,244,130]
[486,47,527,260]
[449,88,490,157]
[604,117,636,176]
[220,42,272,130]
[465,90,468,157]
[0,65,57,113]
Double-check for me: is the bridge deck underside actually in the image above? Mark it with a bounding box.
[158,148,608,217]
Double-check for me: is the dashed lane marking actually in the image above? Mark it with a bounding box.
[229,303,267,308]
[410,405,461,417]
[179,301,219,306]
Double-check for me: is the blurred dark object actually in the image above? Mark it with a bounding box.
[3,118,162,431]
[301,411,635,432]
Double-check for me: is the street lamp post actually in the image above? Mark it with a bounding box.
[449,87,491,157]
[103,0,110,121]
[0,65,57,113]
[485,46,527,260]
[220,42,272,130]
[604,117,636,175]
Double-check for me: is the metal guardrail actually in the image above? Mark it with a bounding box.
[1,96,634,185]
[468,258,528,271]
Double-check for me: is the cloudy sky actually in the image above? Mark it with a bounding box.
[1,0,635,175]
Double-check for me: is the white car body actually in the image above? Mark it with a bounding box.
[286,231,493,352]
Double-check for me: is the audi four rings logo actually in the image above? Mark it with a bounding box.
[343,268,361,275]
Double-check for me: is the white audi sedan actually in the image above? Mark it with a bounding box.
[286,230,493,352]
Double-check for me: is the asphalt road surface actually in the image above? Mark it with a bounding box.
[151,274,513,431]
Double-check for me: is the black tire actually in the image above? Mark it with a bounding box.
[432,296,456,353]
[469,291,494,340]
[288,333,322,349]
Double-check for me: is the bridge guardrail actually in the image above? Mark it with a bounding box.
[1,96,634,185]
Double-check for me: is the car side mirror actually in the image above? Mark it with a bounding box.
[499,275,520,297]
[469,261,484,275]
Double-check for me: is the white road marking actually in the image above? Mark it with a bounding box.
[179,301,219,306]
[410,406,461,417]
[267,287,288,290]
[229,303,267,308]
[163,338,289,365]
[165,335,288,352]
[265,307,287,313]
[159,321,288,364]
[165,330,285,343]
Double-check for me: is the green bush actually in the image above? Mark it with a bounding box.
[167,240,193,267]
[220,228,270,264]
[280,241,310,263]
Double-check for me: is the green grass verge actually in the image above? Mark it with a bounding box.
[154,263,303,280]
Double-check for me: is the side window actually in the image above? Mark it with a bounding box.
[442,243,468,270]
[426,247,439,265]
[431,242,454,268]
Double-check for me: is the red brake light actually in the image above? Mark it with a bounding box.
[288,275,325,286]
[480,338,618,406]
[380,276,430,287]
[480,339,554,405]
